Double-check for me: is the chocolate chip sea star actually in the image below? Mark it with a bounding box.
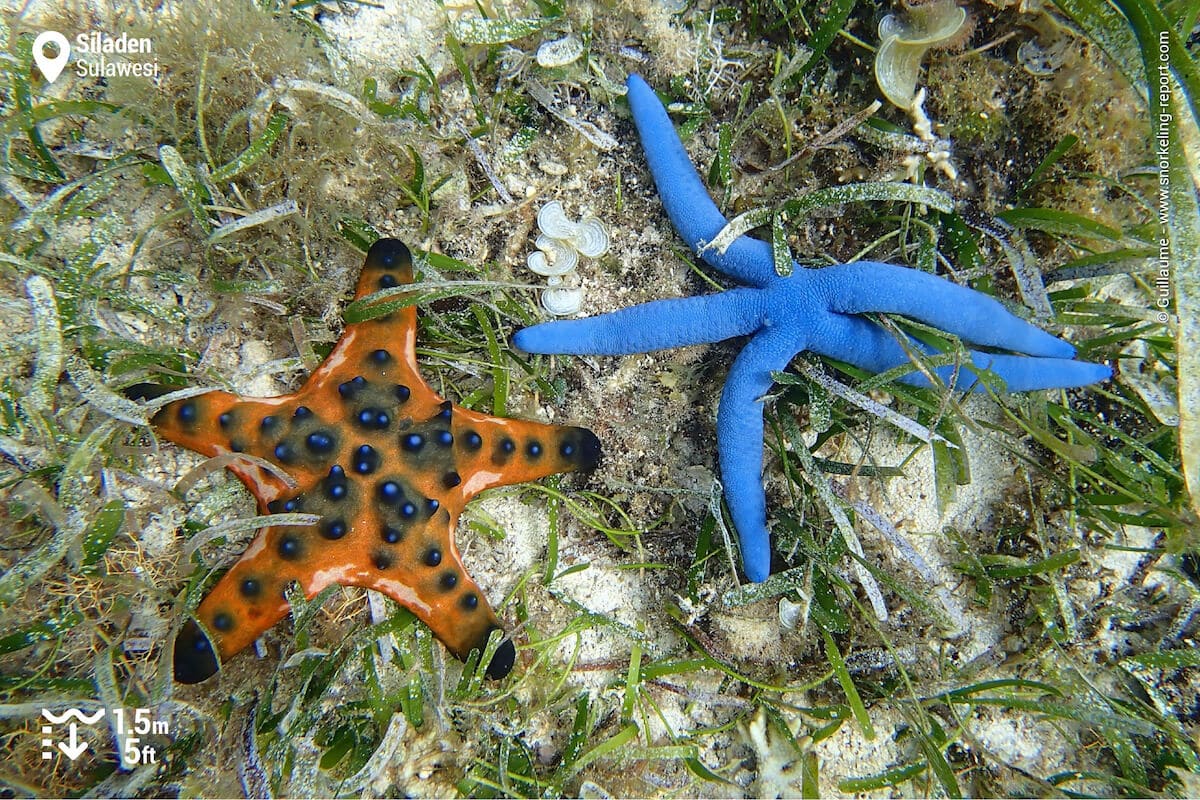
[133,239,600,682]
[514,74,1110,582]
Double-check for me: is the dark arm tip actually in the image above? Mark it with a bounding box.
[576,428,602,472]
[174,619,220,684]
[123,383,174,402]
[366,238,413,271]
[485,636,517,679]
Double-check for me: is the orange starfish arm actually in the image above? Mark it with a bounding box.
[175,506,508,683]
[451,410,602,500]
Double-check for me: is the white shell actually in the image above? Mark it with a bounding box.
[572,217,610,257]
[875,35,924,110]
[915,4,967,46]
[878,14,905,42]
[875,1,967,110]
[541,286,583,315]
[527,245,577,277]
[536,35,585,68]
[526,251,552,276]
[529,235,579,275]
[536,200,579,240]
[878,2,966,46]
[778,597,805,631]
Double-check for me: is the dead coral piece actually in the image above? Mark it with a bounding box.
[742,707,815,799]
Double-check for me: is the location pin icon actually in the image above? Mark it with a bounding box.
[32,31,70,83]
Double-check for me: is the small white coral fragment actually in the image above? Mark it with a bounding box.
[741,706,815,799]
[927,148,958,181]
[910,87,935,141]
[536,34,584,68]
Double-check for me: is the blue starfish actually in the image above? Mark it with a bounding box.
[514,74,1111,582]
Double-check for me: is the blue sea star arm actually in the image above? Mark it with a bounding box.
[807,311,1114,391]
[717,324,805,582]
[514,288,763,355]
[626,73,780,289]
[815,262,1080,359]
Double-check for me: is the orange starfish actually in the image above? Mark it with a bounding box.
[132,239,600,683]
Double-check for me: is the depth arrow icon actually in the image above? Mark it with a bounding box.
[58,723,89,760]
